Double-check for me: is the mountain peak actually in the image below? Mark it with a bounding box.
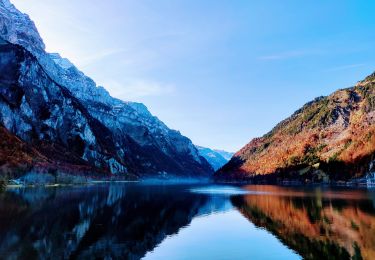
[196,146,233,171]
[0,1,213,178]
[217,72,375,182]
[0,0,45,56]
[357,71,375,87]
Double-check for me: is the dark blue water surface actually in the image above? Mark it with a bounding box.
[0,183,374,259]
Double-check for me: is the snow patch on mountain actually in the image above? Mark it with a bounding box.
[196,146,233,171]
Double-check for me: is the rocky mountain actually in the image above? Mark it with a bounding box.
[213,149,233,161]
[0,125,46,177]
[217,72,375,183]
[0,0,213,179]
[196,146,232,171]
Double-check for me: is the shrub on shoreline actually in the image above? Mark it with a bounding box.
[0,177,7,192]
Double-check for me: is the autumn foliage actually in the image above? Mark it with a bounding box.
[218,73,375,181]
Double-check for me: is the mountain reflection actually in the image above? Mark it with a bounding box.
[2,184,375,259]
[0,184,227,259]
[232,185,375,260]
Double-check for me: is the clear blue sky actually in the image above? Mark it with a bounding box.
[12,0,375,152]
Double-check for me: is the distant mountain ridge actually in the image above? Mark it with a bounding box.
[196,146,233,171]
[213,149,233,161]
[0,0,213,179]
[217,72,375,183]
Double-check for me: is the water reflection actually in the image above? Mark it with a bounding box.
[0,184,374,259]
[0,184,226,259]
[232,185,375,260]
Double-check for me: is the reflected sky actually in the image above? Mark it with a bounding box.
[144,210,300,260]
[0,183,374,259]
[189,185,253,195]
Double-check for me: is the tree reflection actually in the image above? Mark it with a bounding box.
[232,185,375,260]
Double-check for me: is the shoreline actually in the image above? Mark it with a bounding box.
[2,179,375,189]
[3,180,140,190]
[1,175,212,189]
[214,179,375,188]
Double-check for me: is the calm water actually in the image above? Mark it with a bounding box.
[0,183,374,259]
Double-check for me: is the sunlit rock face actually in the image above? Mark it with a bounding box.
[0,0,212,177]
[0,0,45,57]
[217,72,375,182]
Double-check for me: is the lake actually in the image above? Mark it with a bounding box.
[0,183,374,259]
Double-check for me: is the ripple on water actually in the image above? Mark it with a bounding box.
[189,185,270,195]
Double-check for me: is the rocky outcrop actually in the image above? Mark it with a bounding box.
[217,73,375,183]
[0,125,45,177]
[0,0,212,178]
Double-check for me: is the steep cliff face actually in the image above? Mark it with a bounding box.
[217,73,375,182]
[0,125,46,177]
[0,0,212,178]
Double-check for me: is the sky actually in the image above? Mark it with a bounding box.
[11,0,375,152]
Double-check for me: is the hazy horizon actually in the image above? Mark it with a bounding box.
[11,0,375,151]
